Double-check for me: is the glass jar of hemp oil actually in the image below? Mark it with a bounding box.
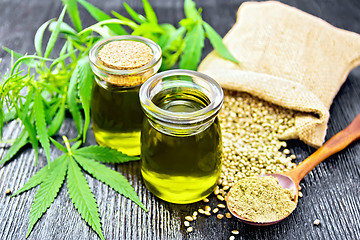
[89,36,161,155]
[139,70,224,204]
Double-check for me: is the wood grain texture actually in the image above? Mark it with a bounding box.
[1,0,360,239]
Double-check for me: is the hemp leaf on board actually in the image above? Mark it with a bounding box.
[12,137,144,239]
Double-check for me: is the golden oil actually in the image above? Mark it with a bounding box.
[91,82,143,155]
[141,116,222,204]
[139,70,224,203]
[89,36,162,155]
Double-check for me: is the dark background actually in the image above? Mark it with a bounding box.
[0,0,360,239]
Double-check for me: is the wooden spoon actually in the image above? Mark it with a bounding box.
[226,113,360,226]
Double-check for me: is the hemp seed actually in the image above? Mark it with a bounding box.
[217,204,226,209]
[184,221,190,227]
[213,208,219,214]
[217,195,225,201]
[225,213,232,219]
[217,214,224,219]
[313,219,321,226]
[198,209,205,214]
[283,149,290,155]
[187,227,193,233]
[5,189,11,195]
[185,216,194,222]
[231,230,239,235]
[204,211,211,216]
[203,198,210,203]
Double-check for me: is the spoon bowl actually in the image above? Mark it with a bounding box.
[226,173,298,226]
[226,113,360,226]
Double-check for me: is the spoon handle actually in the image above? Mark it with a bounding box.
[285,113,360,185]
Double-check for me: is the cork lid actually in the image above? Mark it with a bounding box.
[89,36,162,88]
[98,40,153,70]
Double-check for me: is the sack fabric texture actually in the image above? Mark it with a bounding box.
[198,1,360,148]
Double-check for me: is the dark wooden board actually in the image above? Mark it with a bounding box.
[0,0,359,239]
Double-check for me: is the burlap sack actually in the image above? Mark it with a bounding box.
[198,1,360,148]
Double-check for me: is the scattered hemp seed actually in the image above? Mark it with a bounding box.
[226,213,232,219]
[217,204,226,209]
[204,211,211,216]
[193,211,198,217]
[229,236,235,240]
[203,198,210,203]
[213,208,219,214]
[283,149,291,155]
[299,191,303,198]
[5,188,11,195]
[217,214,224,219]
[187,227,193,233]
[217,195,225,201]
[198,209,205,214]
[184,221,190,227]
[214,188,220,195]
[204,206,211,212]
[185,216,194,222]
[231,230,239,235]
[219,188,225,193]
[313,219,321,226]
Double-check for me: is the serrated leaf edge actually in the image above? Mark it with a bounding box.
[34,90,51,164]
[12,154,66,196]
[73,145,139,163]
[26,156,68,237]
[74,154,146,211]
[67,156,105,240]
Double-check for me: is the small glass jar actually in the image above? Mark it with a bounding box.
[139,70,224,204]
[89,36,162,156]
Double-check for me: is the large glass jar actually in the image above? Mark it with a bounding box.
[89,36,162,156]
[139,70,224,204]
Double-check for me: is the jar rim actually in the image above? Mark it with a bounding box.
[139,69,224,125]
[89,35,162,75]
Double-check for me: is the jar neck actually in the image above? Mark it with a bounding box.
[94,75,141,92]
[145,110,219,137]
[140,70,223,136]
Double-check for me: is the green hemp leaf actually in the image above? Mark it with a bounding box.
[12,136,144,239]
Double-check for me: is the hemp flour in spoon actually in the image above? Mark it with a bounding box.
[227,176,296,223]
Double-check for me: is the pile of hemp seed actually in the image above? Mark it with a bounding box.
[184,90,302,237]
[219,90,297,186]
